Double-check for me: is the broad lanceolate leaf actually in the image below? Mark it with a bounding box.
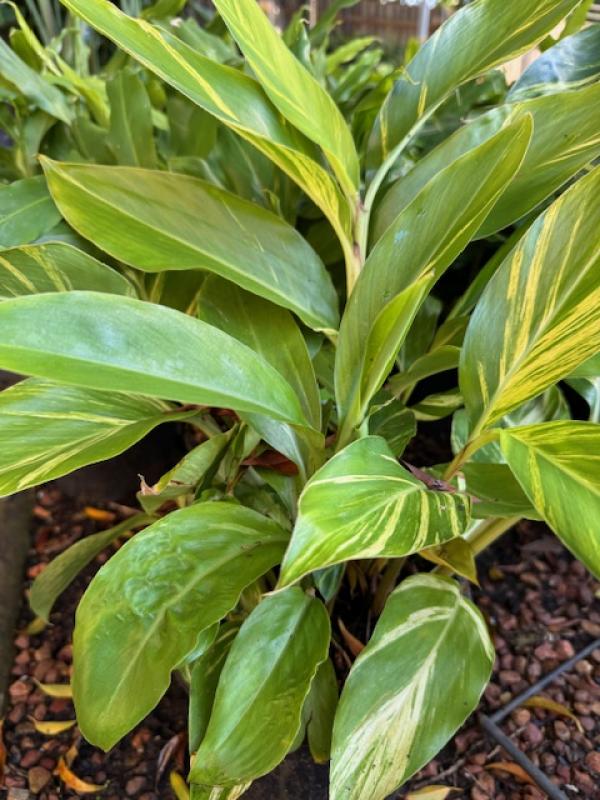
[41,159,338,332]
[59,0,353,252]
[191,589,330,785]
[335,119,532,432]
[508,24,600,100]
[197,277,323,478]
[501,422,600,578]
[330,574,494,800]
[0,292,309,427]
[0,378,190,497]
[0,38,72,123]
[213,0,359,196]
[278,436,470,588]
[0,242,134,299]
[73,503,289,750]
[305,658,339,764]
[0,176,61,248]
[367,0,580,172]
[107,69,157,168]
[30,513,154,622]
[460,166,600,436]
[373,82,600,242]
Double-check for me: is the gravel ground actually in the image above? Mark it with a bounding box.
[1,488,599,800]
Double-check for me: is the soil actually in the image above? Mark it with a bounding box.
[1,485,599,800]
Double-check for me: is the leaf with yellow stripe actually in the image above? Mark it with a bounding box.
[335,118,532,436]
[278,436,470,588]
[60,0,353,254]
[500,421,600,578]
[330,574,494,800]
[0,242,134,300]
[213,0,359,197]
[461,166,600,436]
[366,0,579,175]
[0,379,192,498]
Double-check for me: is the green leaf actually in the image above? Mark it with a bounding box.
[189,624,239,754]
[213,0,359,196]
[336,118,532,433]
[306,658,339,764]
[41,158,338,332]
[107,68,157,168]
[0,38,72,123]
[367,0,580,173]
[373,82,600,242]
[368,396,416,458]
[0,176,61,248]
[190,588,330,785]
[30,513,154,622]
[330,574,494,800]
[278,436,470,588]
[501,422,600,578]
[0,378,190,497]
[390,346,461,396]
[197,276,324,478]
[138,431,234,514]
[59,0,353,254]
[0,292,309,426]
[508,24,600,100]
[567,377,600,422]
[0,242,134,299]
[462,463,541,520]
[73,502,289,750]
[190,785,250,800]
[460,166,600,435]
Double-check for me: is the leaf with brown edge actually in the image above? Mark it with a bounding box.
[338,619,365,657]
[487,762,536,785]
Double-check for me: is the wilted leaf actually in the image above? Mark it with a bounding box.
[170,772,190,800]
[34,681,73,699]
[487,762,535,785]
[30,718,77,735]
[55,757,107,793]
[338,619,365,657]
[407,787,460,800]
[523,696,583,732]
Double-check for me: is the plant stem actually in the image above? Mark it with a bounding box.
[443,428,500,481]
[465,515,522,556]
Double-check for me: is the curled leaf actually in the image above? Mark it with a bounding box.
[337,619,365,657]
[487,762,535,785]
[83,506,116,523]
[407,787,461,800]
[55,757,107,793]
[523,695,583,733]
[34,680,73,699]
[30,717,77,735]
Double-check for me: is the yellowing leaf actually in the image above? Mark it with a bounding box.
[487,761,535,785]
[55,757,107,793]
[30,718,77,735]
[338,619,365,657]
[22,616,47,635]
[170,771,190,800]
[34,680,73,699]
[83,506,116,523]
[523,695,583,733]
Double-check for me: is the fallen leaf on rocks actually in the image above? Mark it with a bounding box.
[170,771,190,800]
[407,786,461,799]
[55,757,106,793]
[487,762,535,785]
[30,717,76,735]
[64,737,80,768]
[523,695,583,733]
[34,680,72,698]
[83,506,116,523]
[338,619,365,657]
[0,719,6,785]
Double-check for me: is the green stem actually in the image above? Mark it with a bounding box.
[465,515,521,556]
[443,428,499,481]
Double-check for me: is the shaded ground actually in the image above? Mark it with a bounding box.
[1,487,599,799]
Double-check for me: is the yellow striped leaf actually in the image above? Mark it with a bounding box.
[0,379,190,498]
[60,0,353,253]
[213,0,359,197]
[461,166,600,435]
[335,118,531,434]
[41,159,338,333]
[0,242,134,300]
[367,0,580,175]
[278,436,470,588]
[373,81,600,242]
[501,421,600,578]
[330,574,494,800]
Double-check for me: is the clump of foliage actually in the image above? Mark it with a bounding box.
[0,1,600,798]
